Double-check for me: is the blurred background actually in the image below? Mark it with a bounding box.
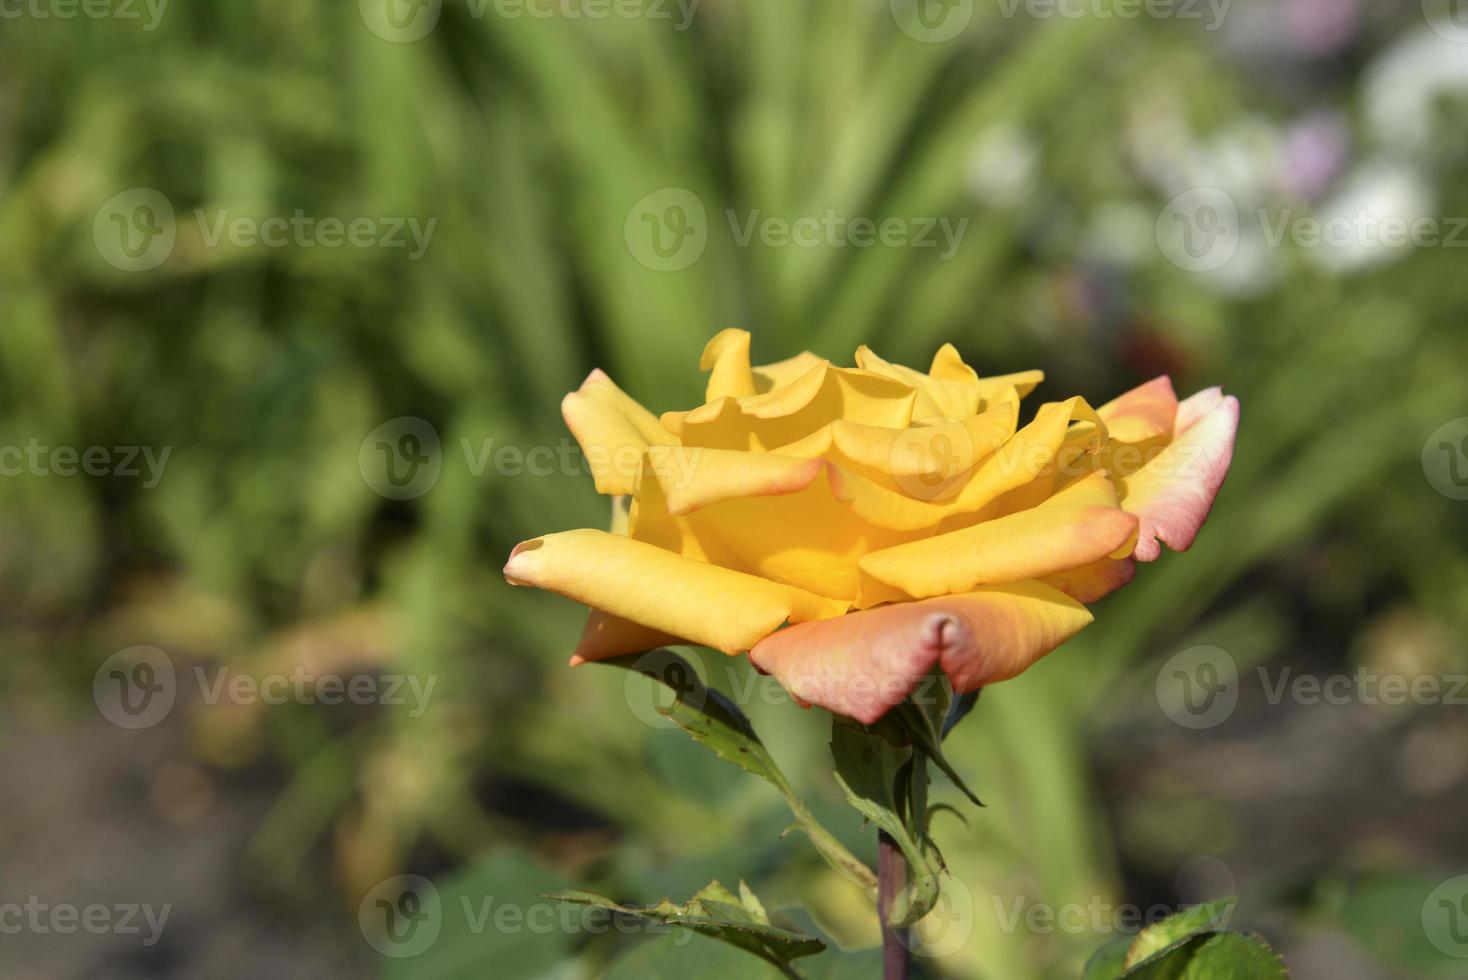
[2,0,1467,977]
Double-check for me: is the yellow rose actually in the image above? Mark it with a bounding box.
[505,329,1238,723]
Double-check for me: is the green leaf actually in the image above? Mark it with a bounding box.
[544,881,825,976]
[829,717,941,926]
[1126,932,1290,980]
[1081,935,1134,980]
[1123,898,1237,969]
[1080,898,1288,980]
[601,651,878,901]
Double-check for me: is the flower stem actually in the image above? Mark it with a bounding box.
[878,830,910,980]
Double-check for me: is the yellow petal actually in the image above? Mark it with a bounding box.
[662,364,917,451]
[570,610,684,665]
[1097,375,1178,445]
[1041,557,1136,603]
[504,530,847,655]
[855,345,981,419]
[700,328,758,402]
[633,448,949,600]
[929,343,980,383]
[977,370,1044,402]
[754,351,829,392]
[749,581,1093,723]
[940,395,1106,524]
[859,470,1138,605]
[770,398,1018,500]
[562,369,676,495]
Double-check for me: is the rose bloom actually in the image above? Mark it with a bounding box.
[505,329,1238,723]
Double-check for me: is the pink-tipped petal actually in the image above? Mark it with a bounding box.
[749,582,1093,724]
[1120,395,1239,562]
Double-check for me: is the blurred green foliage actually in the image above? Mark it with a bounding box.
[2,1,1467,978]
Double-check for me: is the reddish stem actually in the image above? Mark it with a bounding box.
[878,831,910,980]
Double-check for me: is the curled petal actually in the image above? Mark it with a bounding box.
[700,328,758,402]
[1119,394,1239,562]
[662,364,917,451]
[504,529,847,655]
[562,370,676,495]
[856,345,982,419]
[749,582,1093,724]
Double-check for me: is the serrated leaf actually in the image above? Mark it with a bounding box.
[739,880,770,925]
[601,651,878,900]
[607,650,788,791]
[1123,898,1237,969]
[543,882,825,972]
[1126,932,1290,980]
[888,700,983,807]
